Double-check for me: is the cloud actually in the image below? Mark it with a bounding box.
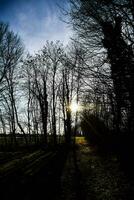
[10,1,72,54]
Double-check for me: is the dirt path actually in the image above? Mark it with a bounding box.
[58,137,134,200]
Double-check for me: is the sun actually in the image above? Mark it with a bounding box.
[70,102,79,113]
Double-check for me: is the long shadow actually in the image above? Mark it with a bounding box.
[72,144,86,200]
[0,144,69,200]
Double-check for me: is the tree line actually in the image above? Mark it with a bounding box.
[0,24,84,148]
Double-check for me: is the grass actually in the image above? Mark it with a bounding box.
[75,136,87,145]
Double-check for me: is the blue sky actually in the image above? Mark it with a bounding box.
[0,0,72,53]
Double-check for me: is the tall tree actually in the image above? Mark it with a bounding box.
[0,22,23,144]
[69,0,134,133]
[42,41,64,145]
[23,54,49,144]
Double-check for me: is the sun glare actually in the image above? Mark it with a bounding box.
[70,102,79,113]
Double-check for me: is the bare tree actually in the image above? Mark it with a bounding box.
[23,54,49,144]
[0,23,23,145]
[42,41,64,145]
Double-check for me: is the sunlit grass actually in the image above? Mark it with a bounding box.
[75,137,87,145]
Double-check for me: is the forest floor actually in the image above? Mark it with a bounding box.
[0,137,134,200]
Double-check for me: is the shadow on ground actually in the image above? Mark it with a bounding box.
[1,137,134,200]
[0,145,69,200]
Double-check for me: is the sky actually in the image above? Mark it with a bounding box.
[0,0,72,54]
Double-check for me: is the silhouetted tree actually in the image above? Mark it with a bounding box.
[42,41,64,145]
[23,54,49,144]
[0,22,23,145]
[69,0,134,133]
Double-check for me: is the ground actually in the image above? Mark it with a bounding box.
[59,137,134,200]
[0,137,134,200]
